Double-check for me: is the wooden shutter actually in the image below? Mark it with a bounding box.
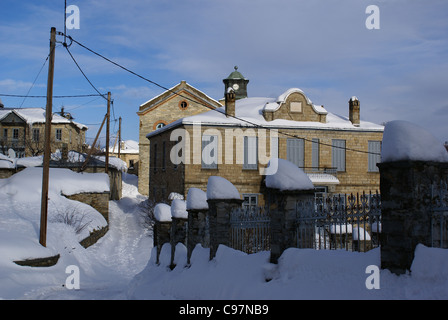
[202,135,218,169]
[243,136,258,169]
[332,139,346,172]
[287,138,304,168]
[368,141,381,172]
[311,138,319,170]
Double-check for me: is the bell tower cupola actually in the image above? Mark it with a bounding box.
[223,66,249,100]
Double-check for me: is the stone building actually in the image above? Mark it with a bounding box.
[0,107,87,158]
[137,80,223,195]
[145,69,384,206]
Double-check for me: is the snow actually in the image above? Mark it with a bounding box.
[171,199,188,219]
[0,168,448,300]
[0,167,109,266]
[382,120,448,163]
[129,243,448,300]
[352,227,371,241]
[1,170,448,300]
[9,150,128,172]
[265,158,314,191]
[0,153,15,168]
[154,203,172,222]
[206,176,240,200]
[109,139,139,154]
[186,187,209,210]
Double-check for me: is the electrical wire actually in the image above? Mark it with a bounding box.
[64,45,108,101]
[0,93,106,98]
[18,53,50,108]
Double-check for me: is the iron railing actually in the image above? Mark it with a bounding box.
[230,206,270,254]
[229,191,381,254]
[431,180,448,249]
[296,192,381,252]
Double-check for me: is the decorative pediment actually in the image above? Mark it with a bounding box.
[262,88,327,123]
[0,111,26,125]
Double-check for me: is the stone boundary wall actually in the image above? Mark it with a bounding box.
[79,226,109,249]
[63,191,110,223]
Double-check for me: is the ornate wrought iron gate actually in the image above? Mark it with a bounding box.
[295,192,382,251]
[230,206,270,254]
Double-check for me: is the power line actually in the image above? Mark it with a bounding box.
[19,52,50,108]
[64,45,107,101]
[0,93,106,98]
[62,33,382,156]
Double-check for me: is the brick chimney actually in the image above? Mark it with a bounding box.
[349,96,360,126]
[225,87,236,118]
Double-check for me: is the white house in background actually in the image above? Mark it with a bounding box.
[109,139,139,175]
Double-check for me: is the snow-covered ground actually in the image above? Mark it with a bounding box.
[1,169,448,300]
[0,172,152,299]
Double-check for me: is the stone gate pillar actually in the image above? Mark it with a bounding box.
[187,208,209,265]
[266,188,315,264]
[207,198,243,260]
[378,161,448,274]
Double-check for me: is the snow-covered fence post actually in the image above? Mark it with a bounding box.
[206,177,243,260]
[153,203,172,265]
[186,188,209,265]
[170,199,188,269]
[379,121,448,274]
[264,159,315,264]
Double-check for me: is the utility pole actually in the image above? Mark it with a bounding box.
[118,117,122,158]
[105,92,111,173]
[40,27,56,247]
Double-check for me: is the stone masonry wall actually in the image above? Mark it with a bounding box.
[379,160,448,274]
[64,191,110,223]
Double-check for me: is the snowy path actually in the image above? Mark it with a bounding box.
[13,174,153,300]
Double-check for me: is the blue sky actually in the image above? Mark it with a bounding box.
[0,0,447,145]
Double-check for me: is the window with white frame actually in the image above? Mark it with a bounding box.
[242,193,258,210]
[55,128,62,141]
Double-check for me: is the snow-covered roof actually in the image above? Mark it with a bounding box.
[109,140,139,154]
[146,88,383,139]
[0,108,88,130]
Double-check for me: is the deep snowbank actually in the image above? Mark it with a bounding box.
[0,167,108,264]
[128,243,448,300]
